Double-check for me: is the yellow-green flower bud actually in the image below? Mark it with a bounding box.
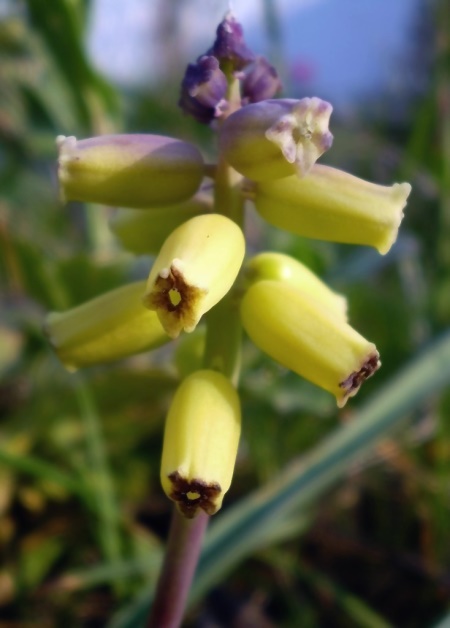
[44,281,169,370]
[219,97,333,181]
[240,280,380,407]
[244,252,347,320]
[160,369,241,518]
[57,134,205,208]
[254,165,412,254]
[109,193,212,255]
[142,214,245,339]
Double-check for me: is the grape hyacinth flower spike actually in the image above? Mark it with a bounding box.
[46,11,412,627]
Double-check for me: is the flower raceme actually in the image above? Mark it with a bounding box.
[46,12,412,517]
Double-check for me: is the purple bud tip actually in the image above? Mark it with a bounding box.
[242,56,282,104]
[179,55,228,124]
[207,13,255,71]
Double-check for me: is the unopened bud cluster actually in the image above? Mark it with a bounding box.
[46,13,412,518]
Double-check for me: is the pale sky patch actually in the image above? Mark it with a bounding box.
[87,0,414,107]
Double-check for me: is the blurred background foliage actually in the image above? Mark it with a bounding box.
[1,0,450,626]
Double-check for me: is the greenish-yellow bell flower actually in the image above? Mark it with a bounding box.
[44,281,170,370]
[240,280,380,407]
[160,369,241,518]
[109,192,212,255]
[143,214,245,338]
[57,134,205,208]
[244,251,347,320]
[254,165,412,254]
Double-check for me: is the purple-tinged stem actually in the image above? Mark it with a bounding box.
[147,508,209,628]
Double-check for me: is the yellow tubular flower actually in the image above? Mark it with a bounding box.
[57,134,205,208]
[44,281,170,370]
[254,165,412,254]
[142,214,245,339]
[240,280,380,407]
[244,252,347,320]
[160,370,241,518]
[219,97,333,181]
[109,193,212,255]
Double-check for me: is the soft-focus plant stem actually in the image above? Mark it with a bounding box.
[203,295,242,385]
[204,152,245,385]
[147,509,209,628]
[74,374,122,570]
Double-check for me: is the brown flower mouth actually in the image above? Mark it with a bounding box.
[143,264,207,338]
[339,352,381,403]
[168,471,221,518]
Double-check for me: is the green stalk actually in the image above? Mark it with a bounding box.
[147,510,209,628]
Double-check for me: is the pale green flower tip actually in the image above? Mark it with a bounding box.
[44,281,170,369]
[56,135,77,204]
[56,133,205,208]
[43,311,64,352]
[377,181,412,255]
[43,311,80,372]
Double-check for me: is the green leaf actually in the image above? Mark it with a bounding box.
[24,0,118,130]
[0,447,90,503]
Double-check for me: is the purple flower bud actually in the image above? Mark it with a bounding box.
[242,57,282,104]
[207,13,254,71]
[179,55,228,124]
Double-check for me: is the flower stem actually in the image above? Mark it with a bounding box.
[147,509,209,628]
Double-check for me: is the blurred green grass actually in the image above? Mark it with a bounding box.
[1,1,450,626]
